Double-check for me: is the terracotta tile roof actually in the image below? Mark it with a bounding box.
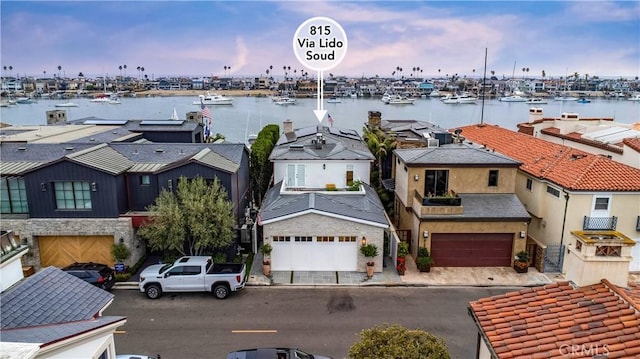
[624,137,640,153]
[458,124,640,191]
[469,281,640,358]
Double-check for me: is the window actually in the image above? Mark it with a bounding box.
[182,266,202,275]
[526,178,533,191]
[594,197,609,211]
[294,236,312,242]
[546,185,560,198]
[338,236,356,242]
[317,236,334,243]
[425,170,449,196]
[286,164,306,187]
[54,181,92,209]
[0,177,29,214]
[488,170,499,187]
[140,175,151,185]
[273,236,290,242]
[346,165,354,186]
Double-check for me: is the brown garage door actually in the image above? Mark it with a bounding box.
[38,235,114,267]
[431,233,513,267]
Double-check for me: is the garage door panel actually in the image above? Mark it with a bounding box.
[431,233,513,267]
[271,239,357,271]
[38,236,114,267]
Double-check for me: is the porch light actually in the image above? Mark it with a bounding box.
[520,231,526,239]
[361,237,367,246]
[423,231,429,238]
[414,174,419,181]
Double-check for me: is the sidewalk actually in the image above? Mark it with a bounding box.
[246,252,555,287]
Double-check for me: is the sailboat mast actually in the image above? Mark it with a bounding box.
[480,48,488,125]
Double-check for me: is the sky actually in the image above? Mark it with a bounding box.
[1,1,639,80]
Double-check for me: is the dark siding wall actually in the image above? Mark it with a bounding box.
[127,173,161,211]
[25,161,121,218]
[157,163,236,215]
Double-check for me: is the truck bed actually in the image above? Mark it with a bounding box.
[207,263,244,275]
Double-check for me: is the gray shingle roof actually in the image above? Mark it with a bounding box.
[270,125,374,161]
[0,267,115,330]
[260,181,389,227]
[421,193,531,221]
[66,143,134,175]
[0,316,126,344]
[394,143,521,166]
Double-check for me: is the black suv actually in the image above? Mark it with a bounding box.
[62,262,116,290]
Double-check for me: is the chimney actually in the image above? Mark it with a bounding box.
[528,107,543,122]
[283,119,294,134]
[367,111,381,129]
[314,132,324,149]
[565,230,635,287]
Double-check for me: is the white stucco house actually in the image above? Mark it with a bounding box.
[259,120,390,273]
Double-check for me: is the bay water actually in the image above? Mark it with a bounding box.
[2,96,638,143]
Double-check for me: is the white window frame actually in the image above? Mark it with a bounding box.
[286,164,306,187]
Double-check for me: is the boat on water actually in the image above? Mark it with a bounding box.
[55,102,79,107]
[386,95,415,105]
[90,96,113,103]
[274,97,296,105]
[628,93,640,101]
[108,97,121,104]
[193,92,233,105]
[577,98,591,104]
[429,90,442,98]
[441,94,477,104]
[499,95,527,102]
[327,96,342,103]
[525,98,548,104]
[16,97,37,104]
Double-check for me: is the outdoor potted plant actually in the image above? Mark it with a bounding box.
[110,242,131,274]
[514,250,530,273]
[396,241,409,275]
[416,247,434,273]
[260,243,273,276]
[360,243,378,278]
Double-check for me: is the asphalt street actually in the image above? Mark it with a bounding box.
[104,286,516,359]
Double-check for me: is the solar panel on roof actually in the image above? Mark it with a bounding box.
[82,120,128,125]
[140,120,185,126]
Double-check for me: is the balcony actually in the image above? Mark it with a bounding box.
[413,190,463,216]
[583,216,617,231]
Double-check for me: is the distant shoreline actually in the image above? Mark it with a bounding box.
[136,89,277,98]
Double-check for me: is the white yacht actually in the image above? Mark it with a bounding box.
[441,93,477,104]
[273,97,296,105]
[525,98,548,104]
[193,92,233,105]
[499,95,527,102]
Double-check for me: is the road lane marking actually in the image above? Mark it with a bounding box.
[232,330,278,334]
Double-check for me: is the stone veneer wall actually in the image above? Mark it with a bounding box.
[1,218,145,269]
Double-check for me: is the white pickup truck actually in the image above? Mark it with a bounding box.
[138,256,246,299]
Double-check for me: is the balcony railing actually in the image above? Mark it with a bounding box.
[583,216,618,231]
[413,190,464,216]
[416,190,462,206]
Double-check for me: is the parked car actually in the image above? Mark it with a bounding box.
[226,348,333,359]
[61,262,116,290]
[116,355,160,359]
[138,256,246,299]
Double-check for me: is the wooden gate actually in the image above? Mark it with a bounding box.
[38,235,114,267]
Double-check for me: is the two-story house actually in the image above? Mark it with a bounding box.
[258,120,390,273]
[392,140,530,267]
[459,124,640,272]
[0,119,250,270]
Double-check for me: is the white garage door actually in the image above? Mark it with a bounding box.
[271,236,358,271]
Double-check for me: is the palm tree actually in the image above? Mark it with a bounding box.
[541,70,546,78]
[119,65,123,77]
[362,126,396,187]
[141,67,145,82]
[223,66,227,76]
[58,65,62,78]
[123,64,127,78]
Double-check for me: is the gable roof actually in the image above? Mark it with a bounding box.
[469,280,640,358]
[259,181,389,227]
[0,267,125,345]
[458,124,640,191]
[270,125,374,161]
[394,142,521,167]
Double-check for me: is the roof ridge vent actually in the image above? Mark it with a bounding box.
[155,148,165,153]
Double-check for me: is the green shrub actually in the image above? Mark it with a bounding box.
[418,247,430,258]
[348,324,451,359]
[115,273,132,282]
[213,252,227,264]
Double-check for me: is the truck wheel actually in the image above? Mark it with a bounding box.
[213,284,229,299]
[145,284,162,299]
